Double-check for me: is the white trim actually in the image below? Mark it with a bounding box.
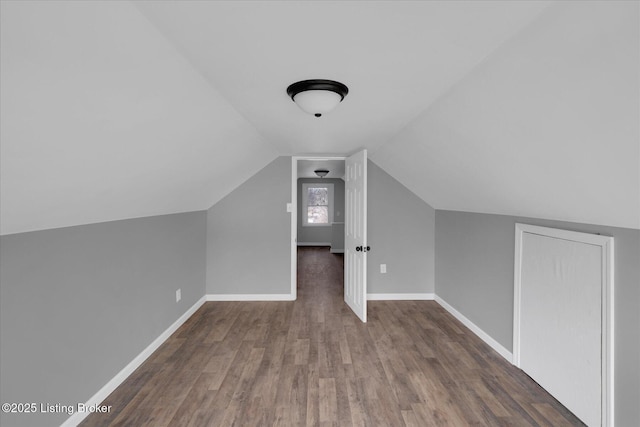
[605,238,615,427]
[435,295,513,363]
[291,157,298,300]
[513,225,522,366]
[206,294,295,301]
[297,242,331,247]
[367,293,434,300]
[61,296,206,427]
[513,223,614,427]
[329,248,344,254]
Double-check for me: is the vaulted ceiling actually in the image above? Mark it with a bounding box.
[1,1,638,235]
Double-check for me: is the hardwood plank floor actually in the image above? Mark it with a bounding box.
[81,247,584,426]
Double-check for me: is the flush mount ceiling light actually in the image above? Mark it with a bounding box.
[287,79,349,117]
[314,169,329,178]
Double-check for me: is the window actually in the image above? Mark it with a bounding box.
[302,183,333,226]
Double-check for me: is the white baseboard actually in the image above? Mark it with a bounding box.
[206,294,295,301]
[329,248,344,254]
[296,242,331,247]
[367,293,435,300]
[61,296,206,427]
[435,295,513,363]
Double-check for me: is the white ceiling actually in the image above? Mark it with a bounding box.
[134,0,552,155]
[372,0,639,229]
[1,1,638,234]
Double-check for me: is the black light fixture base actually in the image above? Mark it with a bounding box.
[286,79,349,101]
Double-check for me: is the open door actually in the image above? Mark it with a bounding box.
[344,150,367,322]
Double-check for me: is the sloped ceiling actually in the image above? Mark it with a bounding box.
[1,1,638,235]
[0,1,279,235]
[373,0,640,229]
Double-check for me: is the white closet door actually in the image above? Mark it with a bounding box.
[514,224,614,427]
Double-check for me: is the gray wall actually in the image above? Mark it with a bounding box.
[297,177,345,245]
[206,157,435,296]
[434,210,640,426]
[0,211,206,427]
[331,223,345,253]
[206,156,291,295]
[367,160,435,294]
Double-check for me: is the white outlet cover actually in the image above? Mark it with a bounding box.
[380,264,387,274]
[176,289,181,302]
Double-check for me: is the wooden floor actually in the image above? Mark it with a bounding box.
[81,247,584,426]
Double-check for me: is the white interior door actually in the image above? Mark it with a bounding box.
[344,150,367,322]
[514,224,614,427]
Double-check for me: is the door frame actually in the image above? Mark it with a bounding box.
[290,155,347,299]
[513,223,614,426]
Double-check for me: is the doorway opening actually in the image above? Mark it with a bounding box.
[291,151,368,322]
[291,157,346,299]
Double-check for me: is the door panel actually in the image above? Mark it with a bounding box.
[515,223,614,427]
[344,150,367,322]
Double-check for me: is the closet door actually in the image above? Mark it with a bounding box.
[514,224,614,426]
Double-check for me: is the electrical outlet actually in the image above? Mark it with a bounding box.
[176,289,181,302]
[380,264,387,274]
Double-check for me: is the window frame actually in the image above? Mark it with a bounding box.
[301,183,334,227]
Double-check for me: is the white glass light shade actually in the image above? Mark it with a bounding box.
[293,90,343,117]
